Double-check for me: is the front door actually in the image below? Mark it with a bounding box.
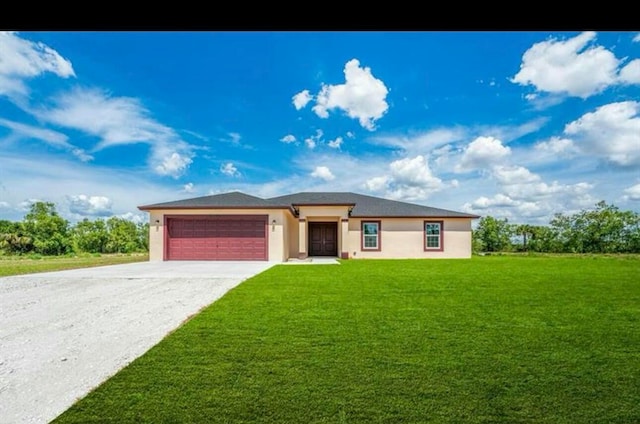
[308,222,338,256]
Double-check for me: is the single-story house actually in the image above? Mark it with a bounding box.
[138,191,479,261]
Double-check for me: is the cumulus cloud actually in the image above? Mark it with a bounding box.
[619,59,640,85]
[633,33,640,43]
[534,137,577,156]
[292,89,312,110]
[456,136,511,172]
[310,166,335,181]
[220,162,240,177]
[310,58,389,130]
[183,182,195,193]
[67,194,112,216]
[365,155,443,201]
[0,201,10,209]
[117,212,146,225]
[280,134,296,144]
[623,183,640,201]
[511,31,620,99]
[33,87,194,177]
[304,129,323,149]
[328,136,343,149]
[0,31,75,100]
[468,193,518,209]
[563,101,640,166]
[0,118,93,161]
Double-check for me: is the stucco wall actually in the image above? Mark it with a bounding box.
[146,209,290,261]
[347,218,473,259]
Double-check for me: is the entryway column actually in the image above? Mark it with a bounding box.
[298,218,307,259]
[340,218,349,259]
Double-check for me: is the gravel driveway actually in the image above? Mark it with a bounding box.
[0,261,275,424]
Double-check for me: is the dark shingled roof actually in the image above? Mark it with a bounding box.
[139,191,479,218]
[268,192,478,218]
[138,191,287,210]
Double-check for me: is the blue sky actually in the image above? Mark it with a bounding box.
[1,31,639,224]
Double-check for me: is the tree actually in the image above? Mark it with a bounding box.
[0,220,33,254]
[473,216,514,252]
[105,217,141,253]
[22,202,73,255]
[73,218,109,253]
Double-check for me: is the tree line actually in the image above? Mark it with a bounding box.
[0,201,148,256]
[473,201,640,253]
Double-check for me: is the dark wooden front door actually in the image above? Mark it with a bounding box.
[308,222,338,256]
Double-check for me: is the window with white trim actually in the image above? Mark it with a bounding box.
[424,221,442,250]
[362,221,380,250]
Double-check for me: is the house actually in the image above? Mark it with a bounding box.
[138,191,479,261]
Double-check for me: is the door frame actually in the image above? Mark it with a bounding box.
[307,221,338,257]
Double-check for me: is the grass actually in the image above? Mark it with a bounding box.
[0,253,149,277]
[53,256,639,423]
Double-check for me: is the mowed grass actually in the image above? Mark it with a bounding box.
[0,253,148,277]
[54,257,640,423]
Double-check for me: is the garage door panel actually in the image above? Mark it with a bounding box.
[166,216,267,260]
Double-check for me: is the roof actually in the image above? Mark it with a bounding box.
[268,192,479,218]
[138,191,288,210]
[139,191,479,218]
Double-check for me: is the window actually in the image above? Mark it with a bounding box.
[424,221,443,251]
[361,221,381,251]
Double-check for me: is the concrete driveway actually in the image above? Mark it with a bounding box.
[0,260,276,424]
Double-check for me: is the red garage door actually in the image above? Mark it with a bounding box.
[166,215,268,260]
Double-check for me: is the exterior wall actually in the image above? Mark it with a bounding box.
[147,209,290,261]
[348,218,473,259]
[286,212,299,258]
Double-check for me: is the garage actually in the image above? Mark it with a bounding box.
[165,215,268,260]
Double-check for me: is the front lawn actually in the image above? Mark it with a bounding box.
[54,256,640,423]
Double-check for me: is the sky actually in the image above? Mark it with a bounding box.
[0,31,639,225]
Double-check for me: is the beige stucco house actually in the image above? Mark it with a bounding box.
[138,191,479,261]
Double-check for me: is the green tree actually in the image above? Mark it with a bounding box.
[0,220,33,254]
[473,216,514,252]
[105,217,141,253]
[73,218,109,253]
[22,202,73,255]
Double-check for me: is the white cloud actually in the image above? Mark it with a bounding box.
[0,31,75,100]
[280,134,296,144]
[469,194,518,209]
[292,89,312,110]
[155,152,193,178]
[0,201,10,209]
[220,162,240,177]
[534,137,577,156]
[0,118,93,162]
[623,183,640,201]
[491,165,541,185]
[310,166,335,181]
[366,155,444,201]
[619,59,640,85]
[564,101,640,166]
[311,58,389,130]
[328,136,343,149]
[305,137,316,149]
[304,129,323,149]
[67,194,112,216]
[183,182,195,193]
[116,212,146,225]
[34,87,194,177]
[633,33,640,43]
[364,175,389,192]
[346,131,355,138]
[456,136,511,172]
[512,31,620,98]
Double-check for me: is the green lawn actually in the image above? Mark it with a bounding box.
[54,256,640,423]
[0,253,148,277]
